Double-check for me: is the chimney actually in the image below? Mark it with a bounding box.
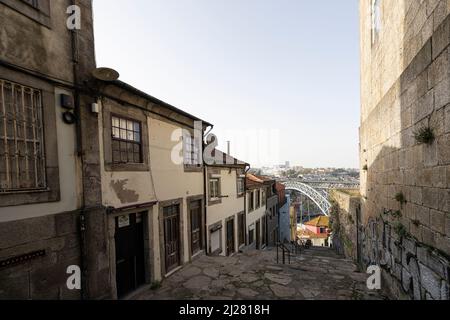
[227,141,231,155]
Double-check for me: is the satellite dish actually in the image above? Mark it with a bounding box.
[92,67,120,81]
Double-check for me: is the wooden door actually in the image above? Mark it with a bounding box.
[163,205,180,273]
[190,200,202,255]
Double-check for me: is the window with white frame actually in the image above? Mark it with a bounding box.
[0,79,46,192]
[111,115,142,164]
[209,178,220,200]
[184,132,201,167]
[237,177,244,195]
[371,0,382,45]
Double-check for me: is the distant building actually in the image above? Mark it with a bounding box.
[298,216,330,247]
[279,193,291,243]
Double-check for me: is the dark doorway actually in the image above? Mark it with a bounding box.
[262,216,267,247]
[256,220,261,250]
[226,218,235,256]
[163,205,181,273]
[115,212,146,298]
[237,212,245,247]
[190,200,203,256]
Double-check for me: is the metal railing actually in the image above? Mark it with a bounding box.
[276,242,291,265]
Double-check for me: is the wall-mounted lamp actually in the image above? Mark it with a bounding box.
[91,103,99,114]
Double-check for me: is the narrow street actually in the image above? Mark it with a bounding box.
[132,247,387,300]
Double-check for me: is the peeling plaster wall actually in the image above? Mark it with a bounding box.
[98,102,157,208]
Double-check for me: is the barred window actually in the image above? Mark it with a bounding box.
[184,133,201,167]
[0,79,46,192]
[111,115,142,164]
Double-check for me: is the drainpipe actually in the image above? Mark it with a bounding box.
[203,125,214,255]
[70,0,88,300]
[244,165,250,245]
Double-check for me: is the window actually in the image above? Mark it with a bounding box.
[111,115,142,164]
[0,79,46,192]
[248,191,254,212]
[0,0,51,27]
[22,0,38,8]
[209,178,220,200]
[237,177,244,196]
[183,133,201,168]
[371,0,382,45]
[256,189,261,208]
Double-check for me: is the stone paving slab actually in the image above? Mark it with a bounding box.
[132,247,388,300]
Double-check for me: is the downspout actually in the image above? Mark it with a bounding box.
[244,165,250,245]
[203,125,213,255]
[70,0,88,300]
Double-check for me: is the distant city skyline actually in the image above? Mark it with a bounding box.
[93,0,360,168]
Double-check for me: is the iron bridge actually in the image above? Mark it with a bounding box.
[282,180,332,216]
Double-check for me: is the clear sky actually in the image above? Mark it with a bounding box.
[93,0,360,168]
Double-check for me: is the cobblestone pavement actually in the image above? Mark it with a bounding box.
[132,247,387,300]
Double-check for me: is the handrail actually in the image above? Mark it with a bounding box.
[276,242,291,265]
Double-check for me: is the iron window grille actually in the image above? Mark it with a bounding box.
[111,115,142,164]
[0,79,46,192]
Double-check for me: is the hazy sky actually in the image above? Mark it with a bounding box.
[93,0,360,168]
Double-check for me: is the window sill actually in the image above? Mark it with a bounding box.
[208,198,222,206]
[0,187,50,195]
[184,165,203,173]
[105,163,150,172]
[0,187,59,207]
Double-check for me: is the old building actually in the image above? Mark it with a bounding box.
[205,150,248,256]
[360,0,450,299]
[245,174,268,249]
[0,0,216,300]
[96,81,212,298]
[0,0,97,299]
[298,216,330,247]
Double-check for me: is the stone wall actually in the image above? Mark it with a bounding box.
[0,211,81,299]
[359,0,450,300]
[329,190,361,262]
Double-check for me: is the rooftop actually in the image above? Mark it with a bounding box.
[304,216,330,228]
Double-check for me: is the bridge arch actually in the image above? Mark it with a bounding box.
[282,181,331,216]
